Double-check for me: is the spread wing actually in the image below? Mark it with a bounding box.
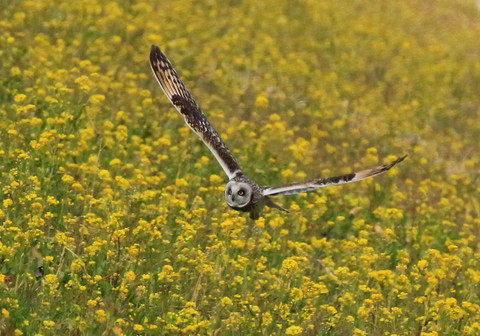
[262,155,407,196]
[149,45,242,179]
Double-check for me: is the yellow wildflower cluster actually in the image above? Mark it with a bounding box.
[0,0,479,335]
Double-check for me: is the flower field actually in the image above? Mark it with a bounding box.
[1,0,480,335]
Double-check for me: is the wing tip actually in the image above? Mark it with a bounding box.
[388,154,408,168]
[150,44,161,63]
[374,154,407,175]
[396,154,408,164]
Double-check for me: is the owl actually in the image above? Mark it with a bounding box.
[150,45,406,219]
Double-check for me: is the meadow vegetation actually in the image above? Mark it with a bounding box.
[1,0,480,335]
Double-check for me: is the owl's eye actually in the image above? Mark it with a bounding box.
[238,190,245,196]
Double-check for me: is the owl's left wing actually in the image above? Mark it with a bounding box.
[150,45,242,179]
[262,155,407,196]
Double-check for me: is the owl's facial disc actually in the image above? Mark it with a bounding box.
[225,181,252,208]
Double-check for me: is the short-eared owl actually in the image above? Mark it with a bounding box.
[150,45,406,219]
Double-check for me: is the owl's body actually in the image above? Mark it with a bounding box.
[149,45,406,219]
[224,172,286,219]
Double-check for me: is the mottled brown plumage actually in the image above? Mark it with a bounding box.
[150,46,241,179]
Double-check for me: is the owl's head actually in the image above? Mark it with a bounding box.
[224,180,252,208]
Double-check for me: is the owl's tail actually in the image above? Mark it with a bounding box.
[266,197,289,213]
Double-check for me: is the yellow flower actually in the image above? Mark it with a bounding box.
[125,271,136,281]
[417,259,428,271]
[87,299,98,307]
[45,96,58,104]
[109,158,122,166]
[55,232,68,245]
[95,309,107,323]
[281,257,298,272]
[281,168,294,178]
[61,174,74,184]
[10,67,21,76]
[133,324,144,332]
[42,320,55,328]
[44,274,58,285]
[74,75,91,91]
[269,216,284,229]
[98,169,111,180]
[285,326,303,335]
[255,94,269,108]
[353,329,367,336]
[175,178,188,187]
[70,259,85,272]
[14,93,27,102]
[46,196,59,205]
[115,176,130,190]
[262,312,273,326]
[89,94,105,105]
[43,256,54,263]
[209,174,223,184]
[220,297,233,306]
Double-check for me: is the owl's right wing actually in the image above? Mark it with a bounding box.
[262,155,407,196]
[150,45,242,179]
